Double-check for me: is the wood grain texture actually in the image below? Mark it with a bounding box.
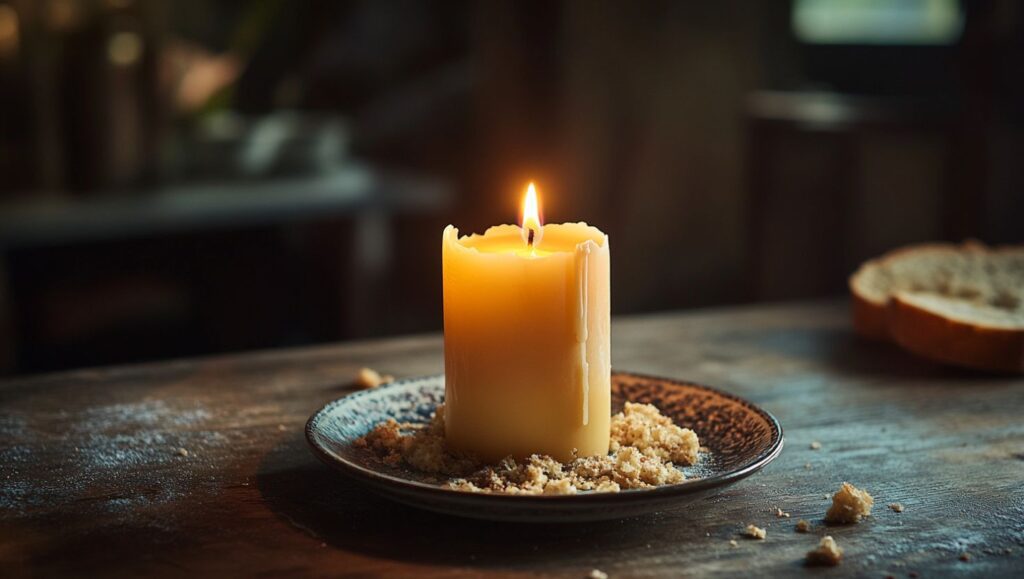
[1,300,1022,577]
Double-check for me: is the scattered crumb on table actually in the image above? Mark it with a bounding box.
[277,424,287,431]
[959,552,971,562]
[355,367,394,389]
[804,463,812,469]
[825,482,874,524]
[175,447,189,457]
[587,569,608,579]
[729,540,738,547]
[809,441,822,450]
[889,502,905,513]
[805,536,843,566]
[795,519,811,533]
[744,524,766,540]
[773,507,790,518]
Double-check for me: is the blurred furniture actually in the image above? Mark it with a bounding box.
[0,0,472,375]
[3,300,1022,576]
[744,90,983,301]
[0,164,451,374]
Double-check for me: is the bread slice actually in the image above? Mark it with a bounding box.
[849,241,1024,373]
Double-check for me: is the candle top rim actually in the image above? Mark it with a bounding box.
[444,223,607,258]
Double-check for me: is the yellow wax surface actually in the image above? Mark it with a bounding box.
[442,223,611,463]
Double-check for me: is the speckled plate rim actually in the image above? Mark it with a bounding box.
[305,371,784,506]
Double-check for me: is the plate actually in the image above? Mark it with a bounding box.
[306,371,783,522]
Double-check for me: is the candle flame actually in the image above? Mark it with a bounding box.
[521,182,543,246]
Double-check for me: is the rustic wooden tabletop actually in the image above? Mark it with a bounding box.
[2,300,1022,577]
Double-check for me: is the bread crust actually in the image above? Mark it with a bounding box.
[848,242,973,342]
[888,294,1024,374]
[847,286,888,340]
[849,241,1024,373]
[851,289,889,341]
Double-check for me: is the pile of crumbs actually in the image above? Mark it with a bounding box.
[607,402,699,464]
[355,401,700,495]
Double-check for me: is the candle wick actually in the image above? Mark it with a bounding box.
[527,228,535,247]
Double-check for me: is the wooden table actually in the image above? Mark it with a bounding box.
[2,300,1022,577]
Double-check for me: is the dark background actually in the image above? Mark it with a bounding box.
[0,0,1021,375]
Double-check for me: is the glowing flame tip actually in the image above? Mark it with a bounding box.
[521,182,542,246]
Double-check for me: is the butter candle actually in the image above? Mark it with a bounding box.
[442,184,610,462]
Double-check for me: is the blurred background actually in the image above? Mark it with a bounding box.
[0,0,1022,375]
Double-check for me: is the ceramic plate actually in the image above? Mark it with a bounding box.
[306,371,783,522]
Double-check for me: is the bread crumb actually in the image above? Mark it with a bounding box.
[175,447,189,457]
[804,462,812,469]
[277,424,287,431]
[609,402,700,464]
[745,524,766,540]
[357,402,698,495]
[543,478,578,495]
[774,507,790,518]
[587,570,608,579]
[357,406,479,475]
[809,441,822,450]
[805,536,843,566]
[355,367,394,389]
[889,502,905,513]
[959,552,971,562]
[825,482,874,523]
[729,540,738,547]
[795,519,811,533]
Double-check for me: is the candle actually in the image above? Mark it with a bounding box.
[442,183,611,462]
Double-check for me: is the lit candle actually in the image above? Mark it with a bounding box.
[442,183,611,462]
